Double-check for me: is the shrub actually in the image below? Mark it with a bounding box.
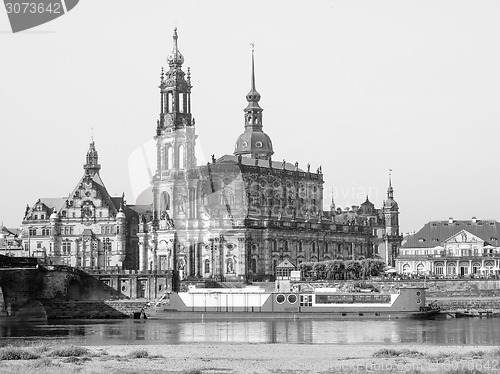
[129,348,149,358]
[0,346,40,360]
[372,348,423,358]
[49,346,89,357]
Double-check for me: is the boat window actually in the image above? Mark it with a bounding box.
[416,291,421,297]
[276,294,285,304]
[288,294,297,304]
[300,295,312,307]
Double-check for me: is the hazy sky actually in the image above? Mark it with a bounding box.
[1,0,500,233]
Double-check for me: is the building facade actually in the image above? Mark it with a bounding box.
[21,142,147,270]
[0,226,24,256]
[396,218,500,277]
[137,29,402,282]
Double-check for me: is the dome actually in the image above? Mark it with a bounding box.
[384,198,399,211]
[167,50,184,66]
[116,210,126,220]
[246,88,261,103]
[50,211,59,220]
[167,28,184,67]
[234,129,274,158]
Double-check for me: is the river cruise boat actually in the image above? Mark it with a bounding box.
[143,285,440,320]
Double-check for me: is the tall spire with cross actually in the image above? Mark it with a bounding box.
[234,44,274,160]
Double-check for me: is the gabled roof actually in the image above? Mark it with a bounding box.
[443,230,484,244]
[403,220,500,248]
[276,258,296,268]
[38,198,66,213]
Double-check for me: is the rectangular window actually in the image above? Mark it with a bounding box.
[300,295,313,307]
[435,267,444,275]
[36,242,42,249]
[29,228,37,236]
[62,241,71,255]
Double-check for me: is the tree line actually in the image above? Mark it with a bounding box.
[297,258,386,280]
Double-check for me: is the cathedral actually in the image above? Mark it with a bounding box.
[18,29,401,280]
[136,29,402,282]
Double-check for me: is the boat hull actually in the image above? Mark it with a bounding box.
[144,308,441,320]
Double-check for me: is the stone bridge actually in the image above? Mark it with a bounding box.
[0,255,171,321]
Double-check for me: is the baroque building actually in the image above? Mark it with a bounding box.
[137,29,402,282]
[21,141,146,270]
[396,218,500,277]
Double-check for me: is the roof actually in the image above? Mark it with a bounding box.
[276,259,296,268]
[38,198,66,212]
[215,154,306,172]
[402,219,500,248]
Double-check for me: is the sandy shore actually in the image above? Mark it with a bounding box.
[0,343,499,373]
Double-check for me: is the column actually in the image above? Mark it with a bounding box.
[238,237,246,281]
[138,241,145,271]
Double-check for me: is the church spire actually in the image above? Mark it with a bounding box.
[234,45,274,160]
[387,168,394,199]
[167,27,184,67]
[84,139,101,176]
[384,169,398,211]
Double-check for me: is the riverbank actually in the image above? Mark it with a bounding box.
[0,343,498,373]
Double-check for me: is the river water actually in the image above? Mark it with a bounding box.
[1,318,499,346]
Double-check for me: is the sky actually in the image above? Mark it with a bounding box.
[1,0,500,234]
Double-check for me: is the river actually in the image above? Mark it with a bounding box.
[1,318,499,346]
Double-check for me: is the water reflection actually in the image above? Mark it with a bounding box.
[1,318,500,346]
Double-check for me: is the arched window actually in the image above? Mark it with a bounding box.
[298,241,302,252]
[167,92,173,112]
[324,242,328,252]
[284,241,288,251]
[251,258,257,274]
[179,92,184,113]
[312,242,316,252]
[204,259,210,274]
[178,145,184,169]
[273,240,278,252]
[402,263,410,273]
[167,146,173,169]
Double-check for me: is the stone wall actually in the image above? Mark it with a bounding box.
[0,265,172,320]
[42,300,148,319]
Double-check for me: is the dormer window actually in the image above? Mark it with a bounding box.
[418,238,425,243]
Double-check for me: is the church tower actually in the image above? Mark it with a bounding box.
[383,171,401,266]
[153,28,197,221]
[234,47,274,160]
[84,140,101,177]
